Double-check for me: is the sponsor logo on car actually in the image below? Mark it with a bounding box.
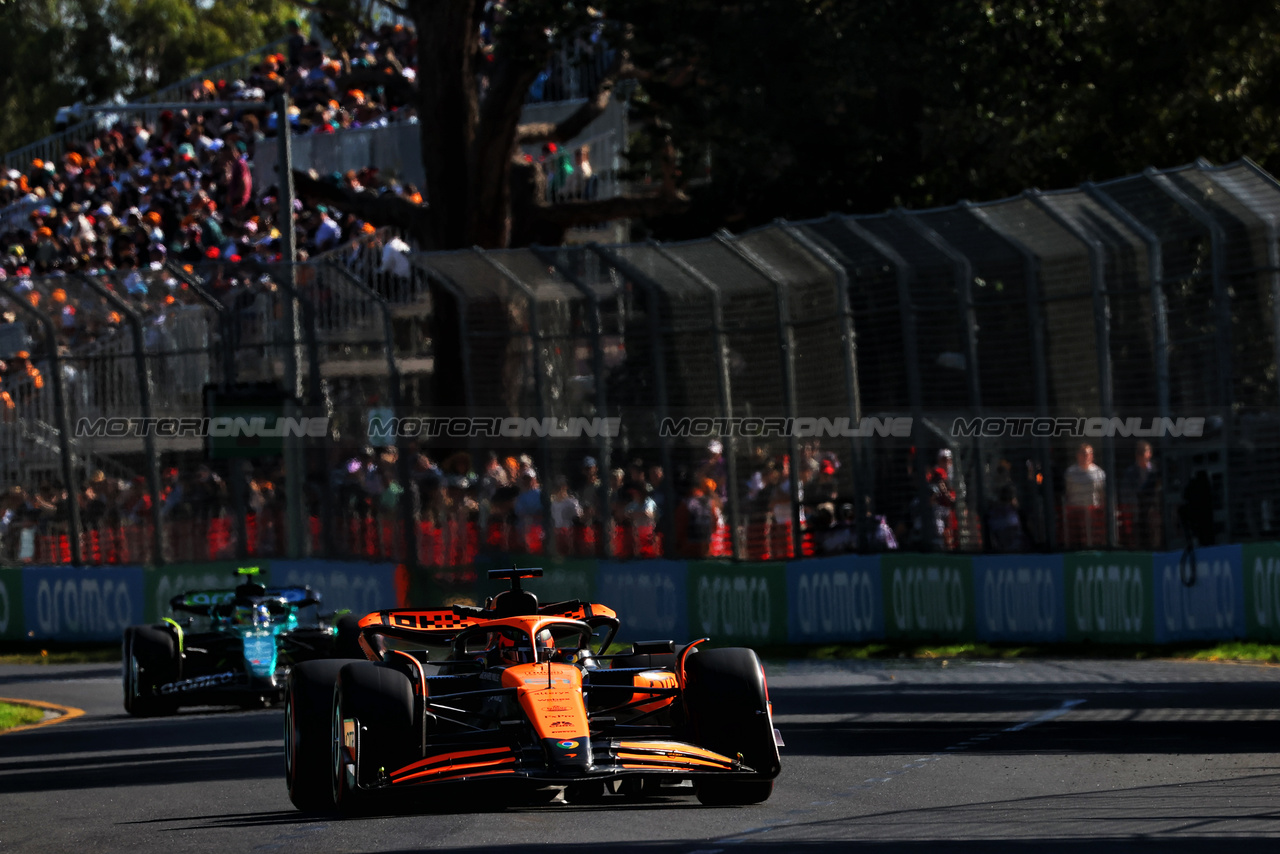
[158,670,237,695]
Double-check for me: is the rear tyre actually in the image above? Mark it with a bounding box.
[683,647,779,806]
[331,662,414,814]
[285,659,348,812]
[122,626,180,717]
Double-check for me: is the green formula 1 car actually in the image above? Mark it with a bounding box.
[122,571,362,716]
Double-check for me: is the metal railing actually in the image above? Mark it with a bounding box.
[1,39,286,170]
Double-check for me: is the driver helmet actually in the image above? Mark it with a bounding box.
[232,602,270,627]
[495,632,536,665]
[536,629,556,652]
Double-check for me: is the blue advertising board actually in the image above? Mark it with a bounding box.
[786,555,883,643]
[974,554,1066,643]
[23,565,145,641]
[597,560,688,643]
[1152,544,1244,643]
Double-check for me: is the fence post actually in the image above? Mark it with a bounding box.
[717,230,804,559]
[274,92,308,559]
[78,273,165,565]
[591,243,676,557]
[1146,168,1234,544]
[839,218,929,550]
[1029,191,1117,548]
[894,210,986,550]
[532,245,614,559]
[476,248,557,552]
[253,260,322,559]
[163,261,249,558]
[322,261,417,572]
[650,240,742,558]
[1082,183,1173,548]
[1237,159,1280,415]
[0,281,83,565]
[780,222,870,546]
[967,200,1058,550]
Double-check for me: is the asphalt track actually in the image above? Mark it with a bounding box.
[3,658,1280,854]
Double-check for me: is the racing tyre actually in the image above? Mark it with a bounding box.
[122,626,180,717]
[683,647,779,806]
[335,614,365,660]
[285,659,348,812]
[332,662,414,814]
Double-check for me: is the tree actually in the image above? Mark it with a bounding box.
[0,0,127,154]
[294,0,689,251]
[106,0,299,97]
[295,0,1280,248]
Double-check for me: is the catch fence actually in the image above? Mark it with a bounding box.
[3,158,1280,567]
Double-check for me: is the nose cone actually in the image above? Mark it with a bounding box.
[502,662,593,772]
[543,735,592,773]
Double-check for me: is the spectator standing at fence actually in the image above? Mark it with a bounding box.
[1120,440,1162,549]
[928,449,958,551]
[513,472,543,547]
[987,484,1026,553]
[549,475,581,554]
[1063,442,1106,547]
[1064,443,1106,507]
[1179,470,1216,547]
[676,478,719,558]
[576,455,600,519]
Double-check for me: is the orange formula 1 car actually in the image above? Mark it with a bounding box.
[284,568,782,812]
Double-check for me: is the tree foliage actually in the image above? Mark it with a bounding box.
[0,0,126,153]
[0,0,297,154]
[618,0,1280,238]
[106,0,299,96]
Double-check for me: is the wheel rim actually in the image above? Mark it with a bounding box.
[283,689,295,782]
[128,655,141,703]
[331,694,344,804]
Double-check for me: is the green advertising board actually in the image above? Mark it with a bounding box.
[0,566,22,640]
[881,554,975,641]
[1243,542,1280,641]
[1064,551,1154,643]
[144,560,271,622]
[687,561,787,646]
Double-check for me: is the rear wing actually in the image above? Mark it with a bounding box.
[355,601,621,660]
[357,601,618,632]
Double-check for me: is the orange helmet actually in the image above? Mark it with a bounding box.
[496,632,522,664]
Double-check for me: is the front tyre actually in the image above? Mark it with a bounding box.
[285,659,348,812]
[122,626,179,717]
[331,662,414,815]
[683,647,779,806]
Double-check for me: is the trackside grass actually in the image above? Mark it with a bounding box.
[0,702,45,731]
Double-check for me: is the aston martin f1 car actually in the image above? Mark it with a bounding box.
[284,568,782,812]
[122,570,362,716]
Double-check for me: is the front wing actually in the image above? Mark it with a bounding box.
[353,737,759,790]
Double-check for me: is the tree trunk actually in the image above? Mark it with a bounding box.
[413,0,480,250]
